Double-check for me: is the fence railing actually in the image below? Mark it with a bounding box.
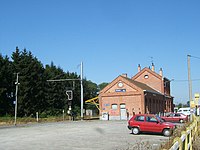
[167,115,198,150]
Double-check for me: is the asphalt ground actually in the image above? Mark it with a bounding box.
[0,120,170,150]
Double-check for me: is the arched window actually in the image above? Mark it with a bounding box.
[120,103,126,109]
[111,104,118,110]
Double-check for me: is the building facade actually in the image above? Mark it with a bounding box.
[99,64,174,120]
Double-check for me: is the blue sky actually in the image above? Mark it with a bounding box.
[1,0,200,104]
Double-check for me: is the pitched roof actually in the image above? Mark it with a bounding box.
[132,67,162,80]
[121,75,163,95]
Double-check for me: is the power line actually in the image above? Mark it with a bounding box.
[190,55,200,60]
[172,55,200,82]
[47,79,81,82]
[173,79,200,82]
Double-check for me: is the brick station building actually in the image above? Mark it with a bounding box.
[99,64,174,120]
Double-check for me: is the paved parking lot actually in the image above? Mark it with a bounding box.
[0,120,169,150]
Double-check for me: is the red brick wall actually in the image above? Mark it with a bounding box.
[101,95,143,115]
[133,70,163,93]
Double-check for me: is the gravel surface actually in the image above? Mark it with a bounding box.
[0,120,169,150]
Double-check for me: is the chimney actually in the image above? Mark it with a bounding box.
[159,68,163,76]
[122,73,127,78]
[138,64,141,72]
[151,63,155,72]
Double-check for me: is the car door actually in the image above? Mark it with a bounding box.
[163,114,170,122]
[169,113,176,122]
[134,115,145,131]
[173,113,181,122]
[143,116,162,133]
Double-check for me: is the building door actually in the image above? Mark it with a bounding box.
[120,104,126,120]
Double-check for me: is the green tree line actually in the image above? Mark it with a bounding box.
[0,47,108,117]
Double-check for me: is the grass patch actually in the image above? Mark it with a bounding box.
[0,116,71,126]
[0,115,99,126]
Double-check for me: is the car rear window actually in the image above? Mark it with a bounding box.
[134,116,144,121]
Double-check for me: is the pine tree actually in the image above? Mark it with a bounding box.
[12,48,46,117]
[44,63,70,116]
[0,46,101,117]
[0,54,14,116]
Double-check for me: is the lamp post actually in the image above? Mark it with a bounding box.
[14,73,20,126]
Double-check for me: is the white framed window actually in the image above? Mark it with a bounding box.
[120,104,126,109]
[111,104,118,110]
[144,75,149,79]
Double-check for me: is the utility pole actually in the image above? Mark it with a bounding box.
[47,62,84,120]
[187,55,192,105]
[80,61,84,120]
[14,73,20,126]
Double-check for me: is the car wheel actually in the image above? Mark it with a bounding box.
[163,129,172,137]
[132,127,139,135]
[179,119,183,123]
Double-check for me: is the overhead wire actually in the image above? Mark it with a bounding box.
[173,79,200,82]
[190,55,200,60]
[172,55,200,82]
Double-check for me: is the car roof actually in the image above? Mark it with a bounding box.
[178,107,190,110]
[134,114,156,117]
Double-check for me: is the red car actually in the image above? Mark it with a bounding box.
[161,113,188,123]
[128,114,175,136]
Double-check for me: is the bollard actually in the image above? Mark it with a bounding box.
[63,109,65,121]
[36,112,39,122]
